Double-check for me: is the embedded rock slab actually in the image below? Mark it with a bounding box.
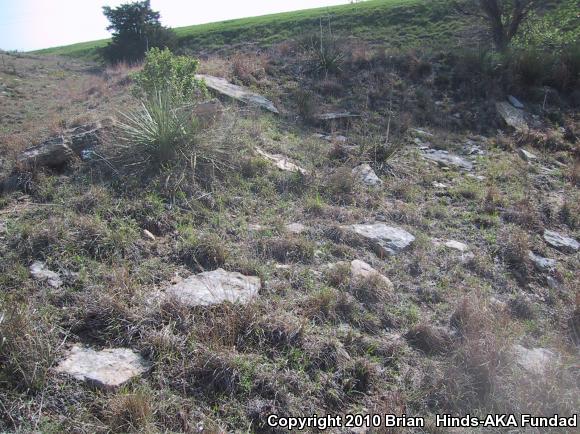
[315,112,360,121]
[543,230,579,253]
[433,239,469,252]
[508,95,524,109]
[285,223,307,235]
[512,345,556,375]
[518,148,537,162]
[528,251,556,272]
[256,148,307,175]
[422,150,473,171]
[17,137,73,169]
[352,164,382,186]
[346,223,415,256]
[55,345,150,390]
[496,101,528,132]
[196,74,278,114]
[30,261,62,288]
[349,260,393,290]
[166,268,261,307]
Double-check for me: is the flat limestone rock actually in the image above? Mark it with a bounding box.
[496,101,528,132]
[29,261,62,288]
[433,239,470,252]
[352,164,382,186]
[518,148,537,162]
[543,230,579,253]
[528,251,556,272]
[422,150,473,171]
[315,112,360,121]
[285,223,307,235]
[196,74,279,114]
[512,344,556,375]
[508,95,524,109]
[350,260,393,290]
[55,345,150,390]
[346,223,415,256]
[166,268,261,307]
[256,148,307,175]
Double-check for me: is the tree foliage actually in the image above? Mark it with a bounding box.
[102,0,176,63]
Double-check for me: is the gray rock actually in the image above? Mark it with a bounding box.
[346,223,415,256]
[422,150,473,171]
[518,148,538,162]
[17,137,73,169]
[166,268,261,307]
[142,229,156,241]
[315,112,360,121]
[433,239,469,252]
[528,251,556,272]
[512,345,556,375]
[508,95,525,109]
[256,148,307,175]
[352,164,382,186]
[285,223,307,235]
[55,345,150,390]
[29,261,62,288]
[196,74,279,114]
[349,260,393,290]
[496,101,528,132]
[543,230,579,253]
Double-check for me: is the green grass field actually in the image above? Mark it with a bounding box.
[33,0,460,59]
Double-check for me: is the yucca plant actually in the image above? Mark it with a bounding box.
[308,17,345,77]
[116,89,196,166]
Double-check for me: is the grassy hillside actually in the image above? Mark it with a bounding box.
[33,0,461,59]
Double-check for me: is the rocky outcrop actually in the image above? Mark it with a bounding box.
[55,345,150,390]
[196,74,279,113]
[544,230,579,253]
[512,344,557,375]
[352,164,382,186]
[422,150,473,171]
[528,251,556,272]
[166,268,261,307]
[496,101,528,132]
[29,261,62,288]
[345,223,415,256]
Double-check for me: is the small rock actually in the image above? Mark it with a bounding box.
[434,239,469,252]
[528,251,556,272]
[256,148,307,175]
[467,174,486,181]
[166,268,261,307]
[285,223,307,235]
[546,276,561,290]
[315,112,360,121]
[248,223,266,232]
[496,101,528,132]
[345,223,415,256]
[349,260,393,290]
[411,128,434,139]
[422,149,473,171]
[512,345,557,375]
[518,148,538,162]
[55,345,150,390]
[543,230,579,253]
[508,95,525,109]
[352,164,382,186]
[142,229,156,241]
[30,261,62,288]
[432,182,448,189]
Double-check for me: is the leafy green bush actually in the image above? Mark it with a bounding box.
[133,47,205,101]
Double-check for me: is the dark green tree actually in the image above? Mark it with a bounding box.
[102,0,176,63]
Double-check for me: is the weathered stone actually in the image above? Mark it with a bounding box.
[410,128,434,139]
[508,95,524,109]
[528,251,556,272]
[433,239,469,252]
[518,148,537,162]
[30,261,62,288]
[496,101,528,132]
[166,268,261,307]
[285,223,307,235]
[346,223,415,256]
[422,149,473,171]
[315,112,360,121]
[352,164,382,186]
[55,345,150,390]
[142,229,156,241]
[512,344,557,375]
[543,230,579,253]
[196,74,278,113]
[256,148,307,175]
[17,137,73,169]
[350,260,393,290]
[431,182,448,189]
